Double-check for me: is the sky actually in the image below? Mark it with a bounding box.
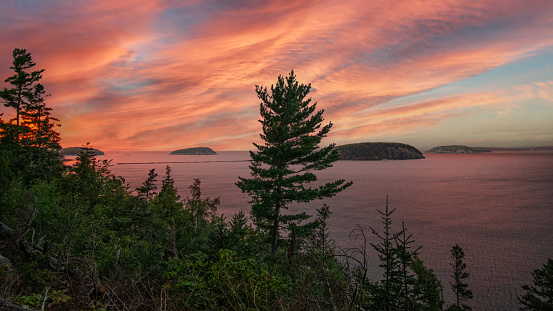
[1,0,552,151]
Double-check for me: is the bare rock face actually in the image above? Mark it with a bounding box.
[170,147,217,155]
[336,142,424,161]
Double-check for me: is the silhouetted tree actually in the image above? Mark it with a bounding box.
[370,196,402,310]
[0,48,62,184]
[448,244,473,310]
[136,168,158,202]
[395,221,422,309]
[0,48,46,140]
[236,70,352,254]
[519,258,553,310]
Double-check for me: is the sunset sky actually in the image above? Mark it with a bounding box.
[1,0,552,151]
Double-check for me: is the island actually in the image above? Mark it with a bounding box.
[426,145,492,154]
[170,147,217,155]
[335,142,425,161]
[61,146,104,156]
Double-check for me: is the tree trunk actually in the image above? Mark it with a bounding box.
[271,200,280,254]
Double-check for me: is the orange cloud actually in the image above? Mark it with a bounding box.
[1,0,552,150]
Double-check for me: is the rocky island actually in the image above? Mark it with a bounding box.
[426,145,492,154]
[335,142,424,161]
[61,146,104,156]
[170,147,217,155]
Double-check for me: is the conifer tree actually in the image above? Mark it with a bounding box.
[395,221,421,309]
[20,83,61,150]
[519,258,553,310]
[151,166,183,258]
[136,168,158,202]
[370,196,402,310]
[0,48,46,140]
[448,244,473,310]
[412,256,444,310]
[0,48,62,182]
[236,70,352,254]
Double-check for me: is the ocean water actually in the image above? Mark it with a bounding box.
[96,150,553,310]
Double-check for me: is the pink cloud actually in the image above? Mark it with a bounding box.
[1,0,552,150]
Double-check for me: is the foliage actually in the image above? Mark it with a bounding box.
[335,142,425,160]
[237,70,352,254]
[136,168,158,201]
[0,48,45,130]
[0,55,481,310]
[166,249,292,310]
[519,258,553,310]
[0,48,62,186]
[448,244,473,311]
[344,197,444,311]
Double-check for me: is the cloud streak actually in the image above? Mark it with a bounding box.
[1,0,552,150]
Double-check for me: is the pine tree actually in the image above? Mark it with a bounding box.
[0,48,62,183]
[20,83,61,150]
[236,70,352,254]
[0,48,46,140]
[519,258,553,310]
[448,244,473,311]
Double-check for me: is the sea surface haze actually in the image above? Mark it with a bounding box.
[86,150,553,310]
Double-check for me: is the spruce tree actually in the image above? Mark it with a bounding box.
[370,196,402,310]
[136,168,158,202]
[237,70,352,254]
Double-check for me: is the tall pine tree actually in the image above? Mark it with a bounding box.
[237,70,352,254]
[448,244,473,311]
[0,48,62,183]
[0,48,45,140]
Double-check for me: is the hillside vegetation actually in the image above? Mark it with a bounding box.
[426,145,492,154]
[61,146,104,156]
[336,142,425,160]
[170,147,217,155]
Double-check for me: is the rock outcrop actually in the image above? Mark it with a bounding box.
[336,142,424,161]
[61,147,104,156]
[426,145,492,154]
[169,147,217,155]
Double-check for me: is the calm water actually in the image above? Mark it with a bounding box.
[96,150,553,310]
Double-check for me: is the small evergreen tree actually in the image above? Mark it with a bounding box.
[150,165,183,258]
[395,221,422,309]
[136,168,158,202]
[370,196,402,310]
[519,258,553,310]
[236,70,352,254]
[448,244,473,310]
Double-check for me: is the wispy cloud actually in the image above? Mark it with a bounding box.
[1,0,552,150]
